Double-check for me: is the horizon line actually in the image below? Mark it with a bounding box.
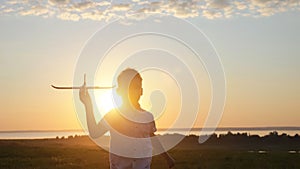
[1,126,300,133]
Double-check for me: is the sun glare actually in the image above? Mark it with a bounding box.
[95,91,122,115]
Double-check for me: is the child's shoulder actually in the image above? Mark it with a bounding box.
[140,109,155,121]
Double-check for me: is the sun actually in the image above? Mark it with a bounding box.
[94,90,122,115]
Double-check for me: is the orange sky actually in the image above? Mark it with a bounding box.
[1,6,300,131]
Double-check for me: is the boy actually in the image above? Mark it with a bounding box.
[79,68,175,169]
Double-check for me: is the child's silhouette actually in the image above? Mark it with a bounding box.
[79,68,175,169]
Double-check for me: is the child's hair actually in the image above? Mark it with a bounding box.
[117,68,142,88]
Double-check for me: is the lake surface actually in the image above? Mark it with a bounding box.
[0,127,299,139]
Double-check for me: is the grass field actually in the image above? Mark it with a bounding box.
[0,135,299,169]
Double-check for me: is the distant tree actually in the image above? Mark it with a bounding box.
[227,131,233,136]
[269,131,278,136]
[280,133,287,137]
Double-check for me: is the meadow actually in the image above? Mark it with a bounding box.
[0,133,299,169]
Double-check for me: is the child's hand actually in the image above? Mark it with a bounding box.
[79,84,91,106]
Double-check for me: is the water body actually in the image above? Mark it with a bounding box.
[0,127,299,139]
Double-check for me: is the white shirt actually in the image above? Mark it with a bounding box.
[102,107,157,158]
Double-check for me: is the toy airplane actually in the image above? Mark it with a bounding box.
[51,74,115,90]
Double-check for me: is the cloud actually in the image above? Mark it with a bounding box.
[234,1,247,10]
[0,0,299,21]
[58,11,80,21]
[209,0,231,9]
[19,5,51,16]
[72,1,94,11]
[111,3,132,11]
[48,0,71,6]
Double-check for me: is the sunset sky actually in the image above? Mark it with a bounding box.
[0,0,300,131]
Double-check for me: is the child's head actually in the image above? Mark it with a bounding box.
[116,68,143,107]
